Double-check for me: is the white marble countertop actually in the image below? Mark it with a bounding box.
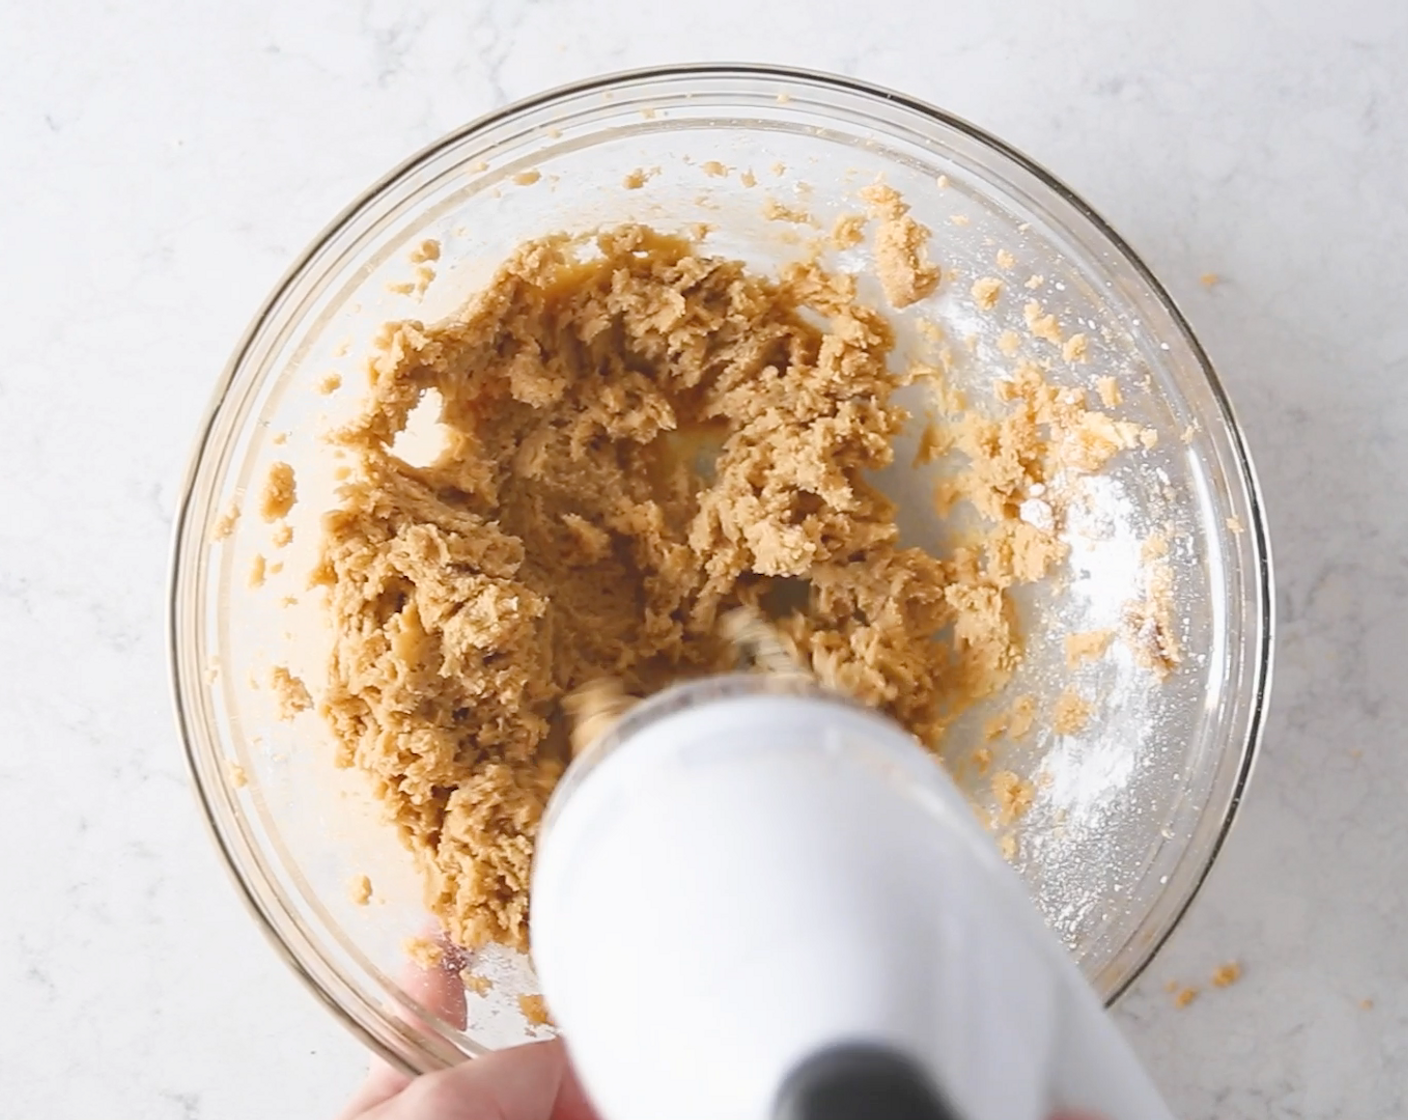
[2,1,1405,1116]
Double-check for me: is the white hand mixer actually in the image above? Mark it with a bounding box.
[531,646,1174,1120]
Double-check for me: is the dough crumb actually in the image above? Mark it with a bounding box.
[996,329,1021,356]
[1056,406,1145,474]
[349,874,373,905]
[1226,516,1244,534]
[984,695,1037,741]
[519,994,553,1027]
[948,213,969,226]
[227,761,248,788]
[992,770,1035,824]
[762,197,812,224]
[701,160,728,177]
[740,169,757,188]
[1023,300,1063,346]
[404,936,444,968]
[272,522,293,548]
[1061,333,1088,364]
[995,248,1016,270]
[997,832,1017,861]
[1173,986,1199,1009]
[1125,556,1181,676]
[272,430,289,445]
[830,213,866,249]
[915,321,947,350]
[1199,272,1220,287]
[1360,998,1375,1010]
[860,181,940,308]
[1024,274,1045,290]
[1096,377,1122,409]
[463,972,493,996]
[249,554,268,589]
[1053,690,1092,735]
[212,501,240,541]
[1210,962,1242,988]
[970,746,993,776]
[319,372,343,395]
[621,167,658,190]
[1064,629,1113,666]
[913,417,951,465]
[935,174,949,189]
[513,170,542,186]
[970,276,1003,310]
[269,666,312,720]
[260,463,296,522]
[410,239,442,264]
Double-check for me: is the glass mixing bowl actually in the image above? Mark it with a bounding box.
[169,64,1271,1073]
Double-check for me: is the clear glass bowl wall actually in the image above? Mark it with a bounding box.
[170,66,1271,1074]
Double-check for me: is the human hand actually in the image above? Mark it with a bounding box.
[335,937,1102,1120]
[337,1038,599,1120]
[336,939,598,1120]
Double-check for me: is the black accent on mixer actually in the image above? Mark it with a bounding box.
[773,1042,963,1120]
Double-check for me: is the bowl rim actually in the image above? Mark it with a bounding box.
[168,60,1273,1072]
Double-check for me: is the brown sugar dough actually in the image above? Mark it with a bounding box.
[1211,961,1242,988]
[970,277,1002,310]
[269,665,312,720]
[831,213,866,249]
[1023,301,1062,346]
[212,501,240,540]
[1064,629,1113,667]
[1052,690,1092,735]
[982,693,1035,743]
[316,223,1110,956]
[1126,534,1181,676]
[404,935,445,968]
[519,993,553,1027]
[992,769,1035,824]
[1173,986,1199,1009]
[860,182,940,308]
[261,462,296,521]
[349,874,373,905]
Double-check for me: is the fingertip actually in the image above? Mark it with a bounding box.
[397,946,469,1033]
[393,1040,568,1120]
[552,1040,604,1120]
[334,1056,411,1120]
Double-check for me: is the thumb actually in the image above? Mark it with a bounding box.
[365,1040,580,1120]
